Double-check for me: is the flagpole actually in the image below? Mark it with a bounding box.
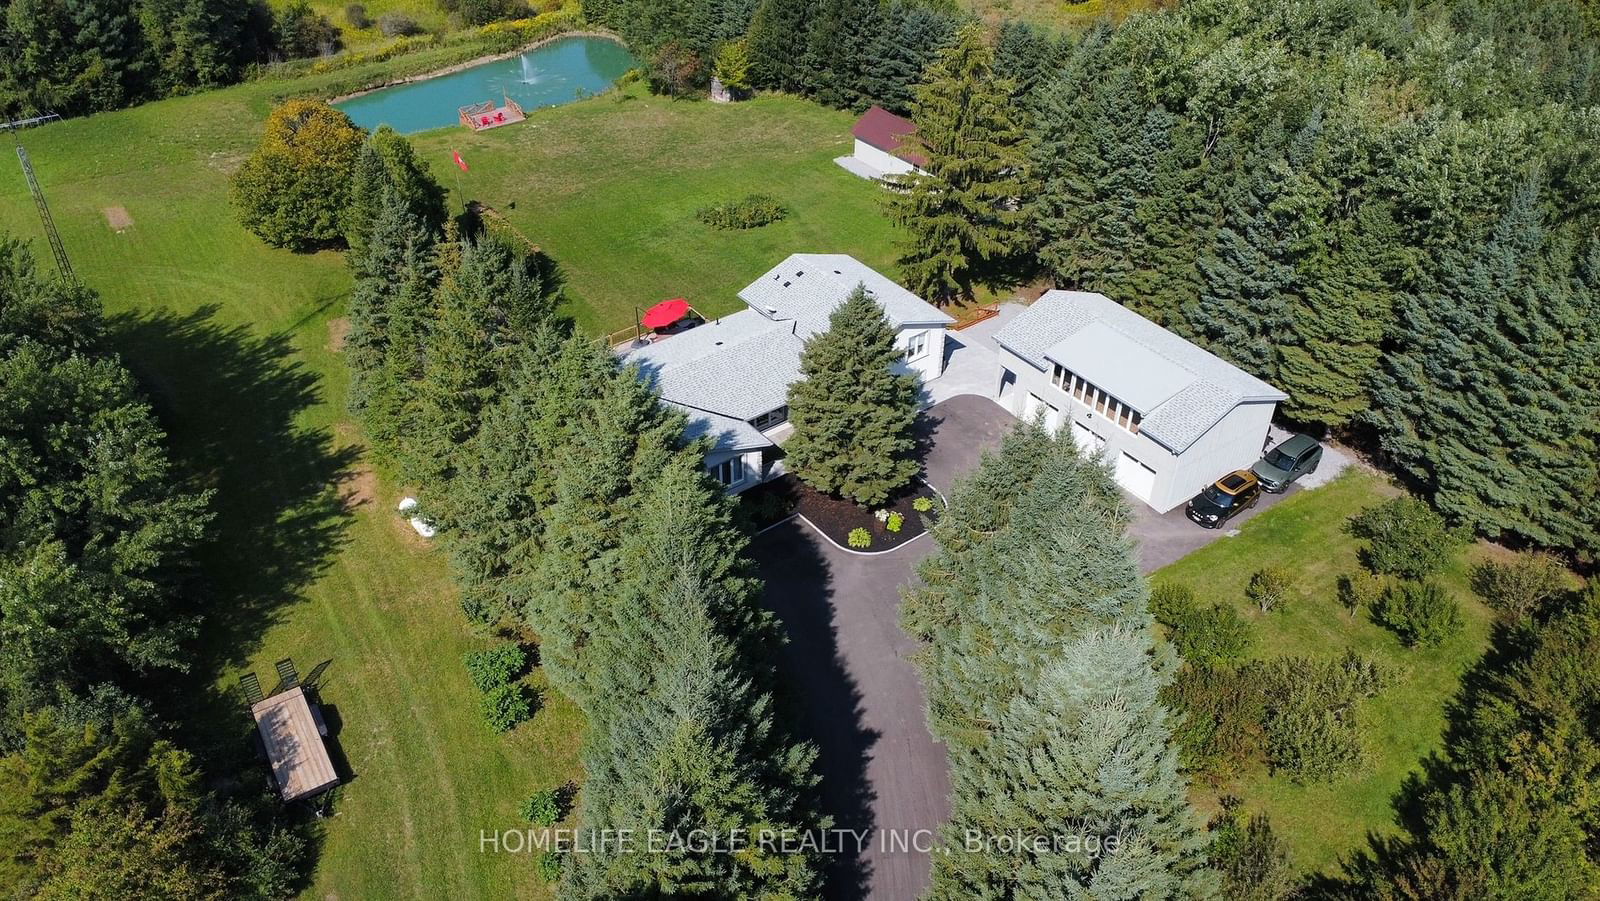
[450,147,464,211]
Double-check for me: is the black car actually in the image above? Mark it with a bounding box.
[1185,470,1262,529]
[1252,434,1323,493]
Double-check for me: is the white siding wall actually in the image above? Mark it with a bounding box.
[852,139,919,177]
[705,448,767,495]
[995,347,1274,513]
[1160,400,1276,511]
[894,326,946,382]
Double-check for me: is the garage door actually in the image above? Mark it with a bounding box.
[1115,452,1157,501]
[1071,421,1102,455]
[1023,393,1060,432]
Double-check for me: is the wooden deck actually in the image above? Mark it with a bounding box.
[251,685,338,802]
[460,97,526,132]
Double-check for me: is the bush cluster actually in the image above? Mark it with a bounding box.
[481,683,536,733]
[1347,497,1460,581]
[1150,582,1255,668]
[696,194,788,230]
[1471,553,1568,621]
[1168,651,1390,783]
[464,642,528,691]
[519,787,567,826]
[1372,580,1463,648]
[464,641,534,731]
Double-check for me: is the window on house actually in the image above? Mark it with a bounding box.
[709,458,742,486]
[749,406,789,431]
[905,331,929,360]
[1051,364,1145,438]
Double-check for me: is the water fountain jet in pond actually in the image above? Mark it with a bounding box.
[520,56,538,83]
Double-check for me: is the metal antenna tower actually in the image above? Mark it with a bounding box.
[3,112,74,284]
[15,144,75,283]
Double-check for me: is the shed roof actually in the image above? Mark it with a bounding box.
[851,106,928,168]
[995,291,1286,453]
[251,686,337,802]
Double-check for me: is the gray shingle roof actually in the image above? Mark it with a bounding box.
[738,254,953,339]
[622,309,803,423]
[671,403,772,453]
[622,255,951,450]
[994,291,1286,453]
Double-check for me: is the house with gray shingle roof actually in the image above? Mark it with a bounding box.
[993,290,1286,512]
[621,254,953,493]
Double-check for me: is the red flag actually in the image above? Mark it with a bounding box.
[452,149,469,173]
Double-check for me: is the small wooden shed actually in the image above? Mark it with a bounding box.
[251,685,339,803]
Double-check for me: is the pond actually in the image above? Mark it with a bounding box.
[334,36,637,134]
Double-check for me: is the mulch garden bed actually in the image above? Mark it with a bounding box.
[738,474,942,552]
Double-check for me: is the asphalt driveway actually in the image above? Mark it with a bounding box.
[750,393,1348,898]
[751,395,1013,900]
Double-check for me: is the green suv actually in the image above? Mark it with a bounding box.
[1251,434,1323,493]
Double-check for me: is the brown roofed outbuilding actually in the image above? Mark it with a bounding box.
[851,106,928,168]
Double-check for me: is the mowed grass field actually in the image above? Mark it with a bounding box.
[0,57,896,898]
[1155,469,1498,877]
[416,81,902,333]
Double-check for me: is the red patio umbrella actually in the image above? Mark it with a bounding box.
[641,298,690,330]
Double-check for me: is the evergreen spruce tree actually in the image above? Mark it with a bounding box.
[565,465,820,897]
[745,0,808,92]
[344,185,438,423]
[437,334,610,624]
[343,127,447,268]
[784,285,920,506]
[1367,179,1600,558]
[405,229,557,485]
[904,424,1215,897]
[521,364,693,705]
[1186,119,1302,382]
[858,0,955,113]
[887,25,1034,304]
[799,0,877,109]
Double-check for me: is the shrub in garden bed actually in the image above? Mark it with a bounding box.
[520,788,566,825]
[697,193,787,230]
[848,527,872,549]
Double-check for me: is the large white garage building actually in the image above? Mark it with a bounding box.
[992,291,1286,513]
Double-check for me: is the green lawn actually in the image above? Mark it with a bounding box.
[417,82,902,333]
[0,55,896,898]
[1155,469,1499,877]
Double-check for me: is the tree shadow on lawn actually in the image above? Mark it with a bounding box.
[114,303,358,660]
[751,521,878,900]
[111,304,359,750]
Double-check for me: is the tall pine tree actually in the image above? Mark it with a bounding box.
[886,25,1034,304]
[784,285,920,506]
[905,424,1215,897]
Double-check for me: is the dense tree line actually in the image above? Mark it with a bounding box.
[0,0,337,119]
[1015,0,1600,559]
[0,237,302,896]
[902,423,1215,897]
[339,125,825,896]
